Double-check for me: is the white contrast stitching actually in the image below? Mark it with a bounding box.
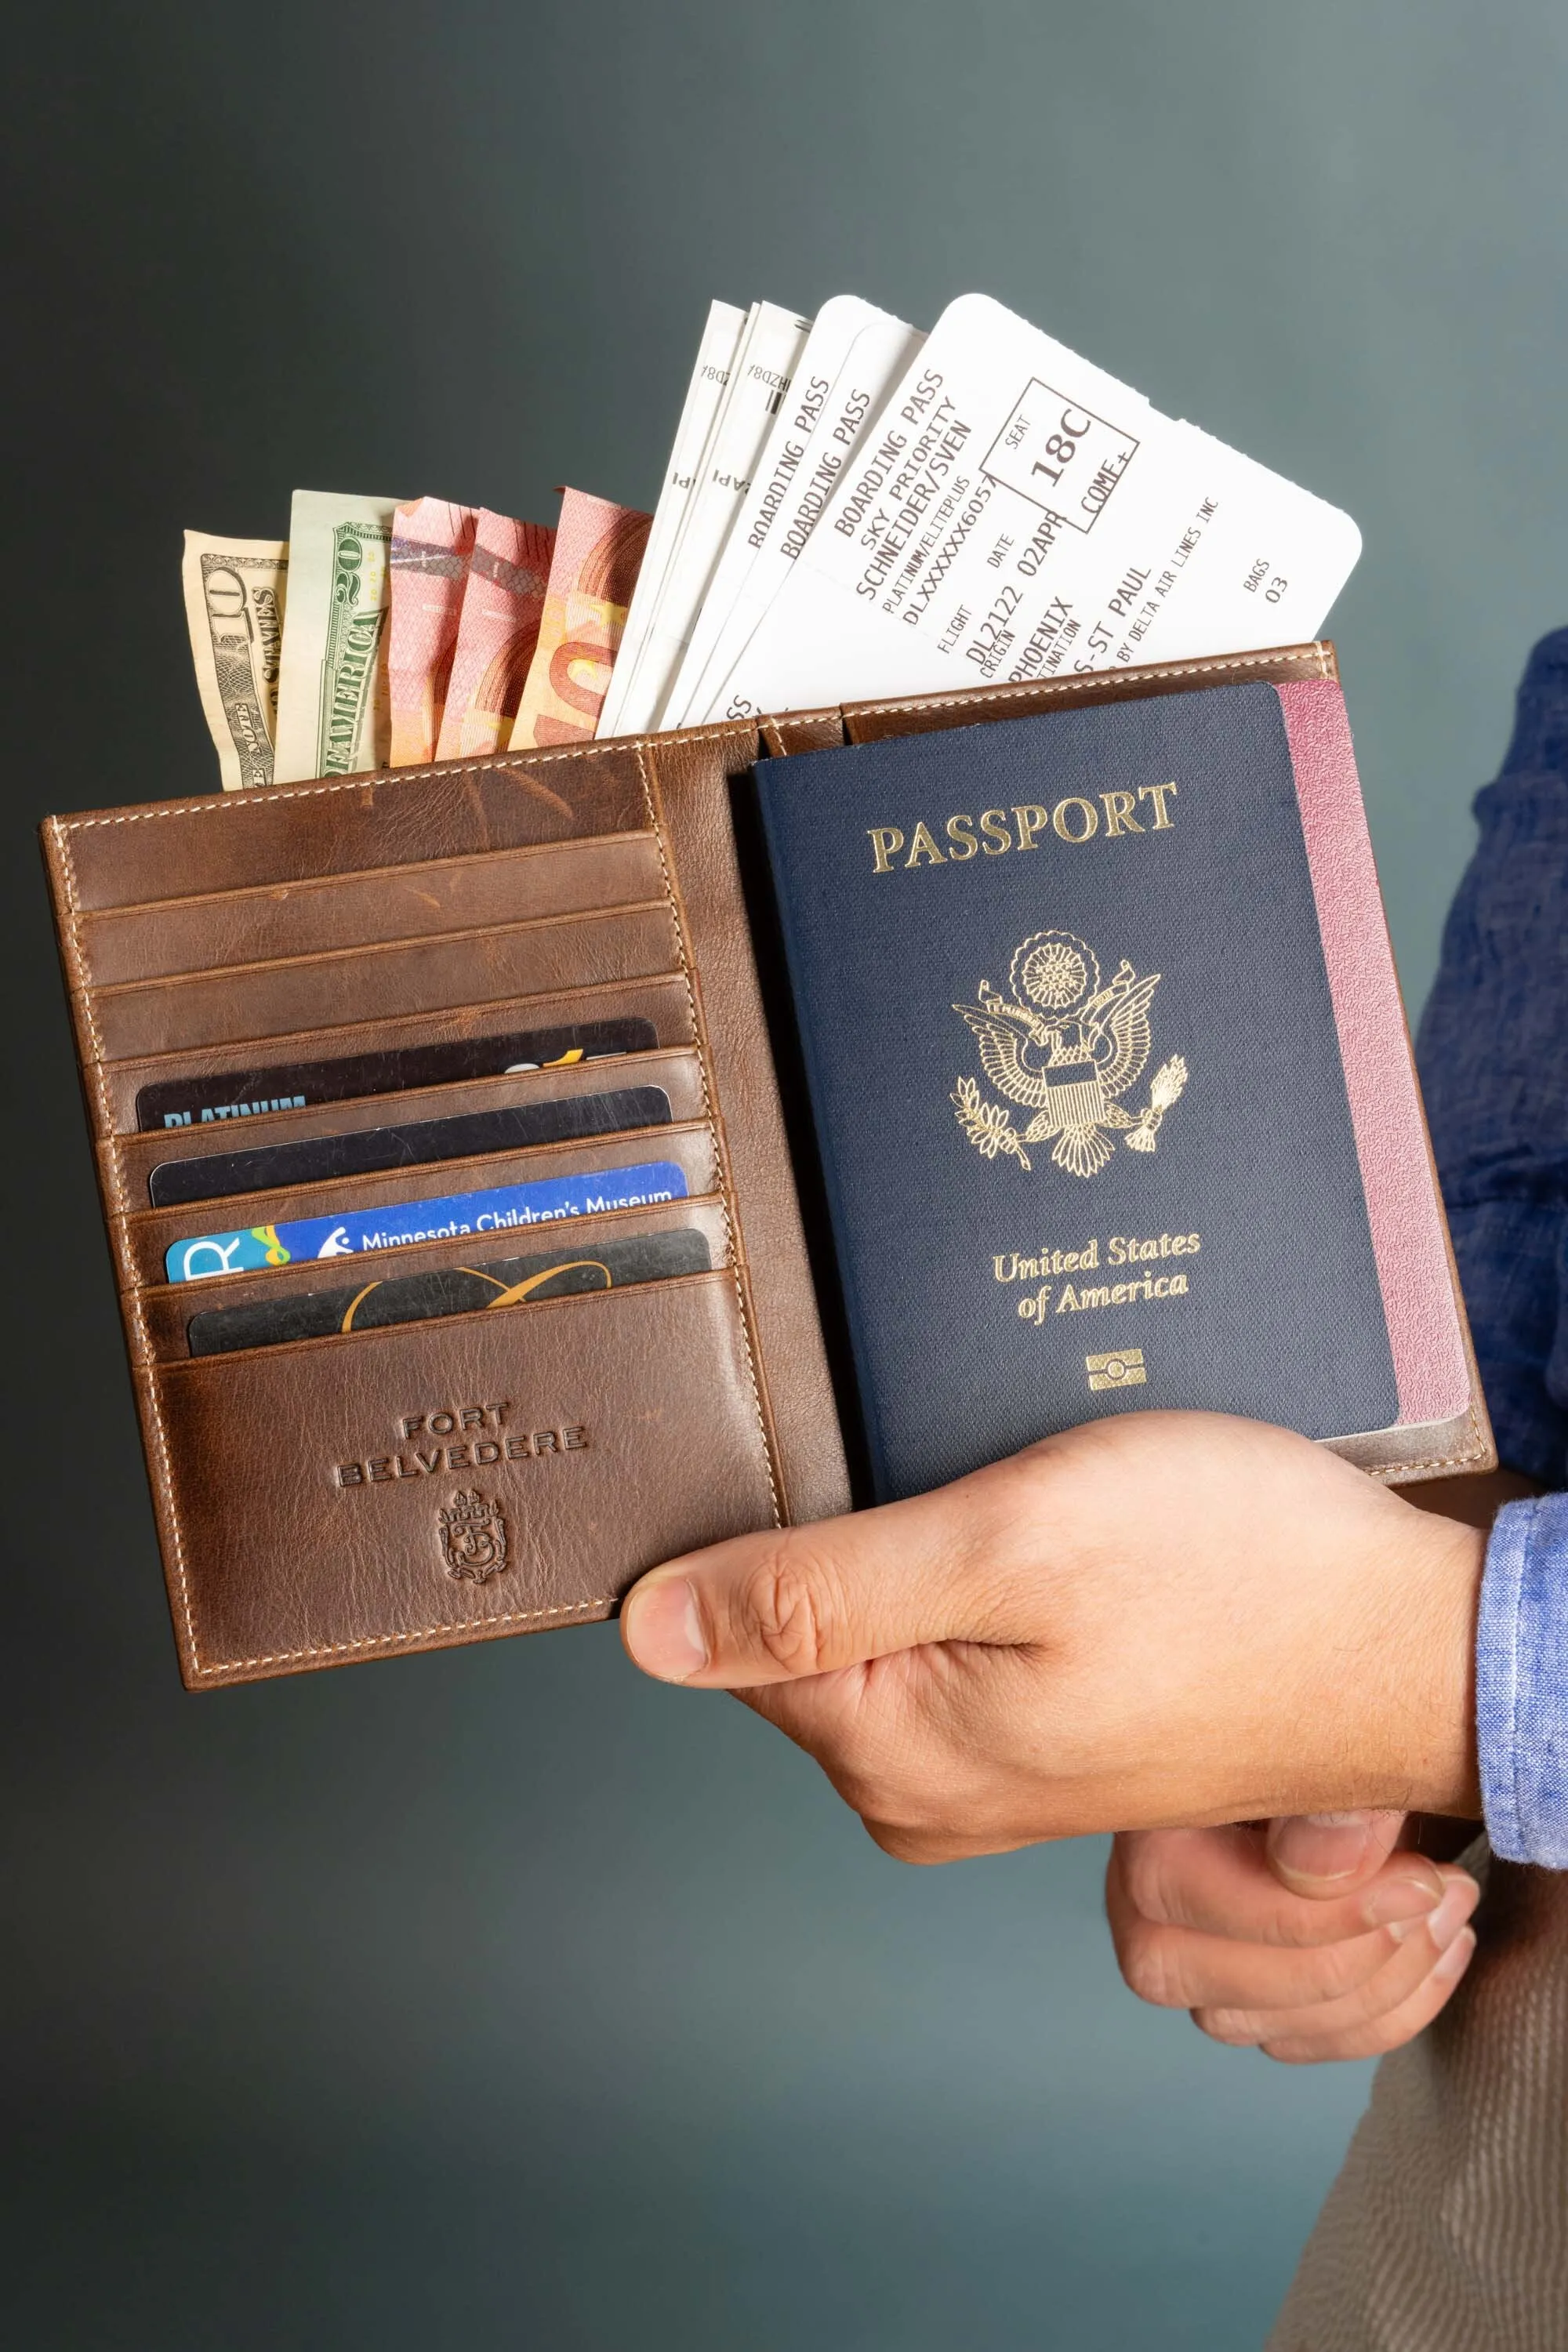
[56,728,757,832]
[1362,1408,1491,1481]
[194,1594,616,1678]
[50,817,201,1669]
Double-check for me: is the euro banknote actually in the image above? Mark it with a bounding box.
[180,532,289,790]
[387,498,477,765]
[434,510,556,760]
[509,490,651,749]
[272,489,397,783]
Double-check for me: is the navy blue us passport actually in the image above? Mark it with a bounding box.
[753,684,1399,1501]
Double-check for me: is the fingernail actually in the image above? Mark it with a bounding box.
[623,1577,707,1682]
[1268,1813,1375,1887]
[1427,1878,1480,1955]
[1366,1871,1445,1934]
[1434,1924,1478,1984]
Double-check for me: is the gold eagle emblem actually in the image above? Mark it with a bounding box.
[952,928,1188,1178]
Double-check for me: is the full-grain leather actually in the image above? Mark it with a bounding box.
[644,728,851,1526]
[78,830,663,985]
[87,900,683,1060]
[147,1271,779,1686]
[40,644,1489,1690]
[54,743,653,908]
[45,722,797,1686]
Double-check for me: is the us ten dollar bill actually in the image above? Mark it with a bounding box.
[180,532,289,791]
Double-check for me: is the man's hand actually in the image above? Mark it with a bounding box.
[1107,1815,1479,2063]
[620,1412,1484,1854]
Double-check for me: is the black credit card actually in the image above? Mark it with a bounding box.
[186,1226,712,1356]
[135,1016,660,1132]
[148,1084,673,1207]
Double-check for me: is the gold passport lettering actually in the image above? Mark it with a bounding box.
[866,782,1177,873]
[996,1232,1200,1323]
[993,1232,1201,1279]
[1015,1273,1189,1320]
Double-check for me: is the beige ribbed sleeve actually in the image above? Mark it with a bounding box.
[1269,1842,1568,2350]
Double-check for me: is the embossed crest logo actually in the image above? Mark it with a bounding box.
[952,928,1188,1178]
[437,1489,510,1583]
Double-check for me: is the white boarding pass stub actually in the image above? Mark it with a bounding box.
[633,299,812,731]
[697,310,924,724]
[600,298,746,738]
[720,294,1361,717]
[664,296,895,728]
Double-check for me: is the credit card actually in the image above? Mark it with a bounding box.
[148,1083,672,1207]
[165,1160,691,1283]
[135,1016,659,1132]
[187,1226,712,1355]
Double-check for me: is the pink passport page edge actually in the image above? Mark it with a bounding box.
[1276,678,1470,1427]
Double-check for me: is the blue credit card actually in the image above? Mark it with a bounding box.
[164,1162,691,1284]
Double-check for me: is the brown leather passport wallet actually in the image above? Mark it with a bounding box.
[42,644,1493,1689]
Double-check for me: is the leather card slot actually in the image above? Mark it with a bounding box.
[76,830,665,987]
[96,974,699,1137]
[87,901,684,1062]
[111,1047,708,1207]
[49,741,662,913]
[118,1120,721,1291]
[143,1268,779,1687]
[135,1194,734,1363]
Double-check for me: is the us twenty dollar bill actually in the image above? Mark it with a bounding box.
[272,490,397,783]
[180,532,289,790]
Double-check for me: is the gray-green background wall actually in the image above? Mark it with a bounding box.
[4,4,1563,2344]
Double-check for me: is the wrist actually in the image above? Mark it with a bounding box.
[1377,1504,1484,1818]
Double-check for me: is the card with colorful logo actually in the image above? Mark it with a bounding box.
[164,1161,691,1283]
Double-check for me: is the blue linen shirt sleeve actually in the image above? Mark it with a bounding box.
[1478,1496,1568,1864]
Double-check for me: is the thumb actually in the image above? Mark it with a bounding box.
[621,1478,1021,1689]
[1265,1809,1410,1897]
